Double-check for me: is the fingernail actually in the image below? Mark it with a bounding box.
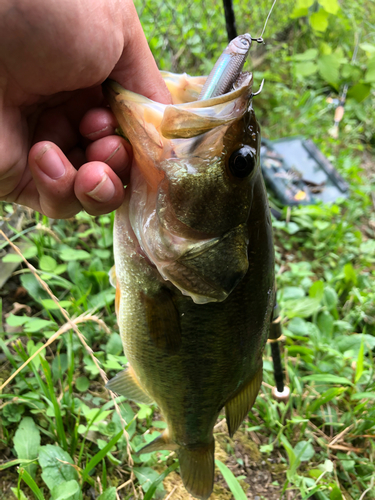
[86,173,115,202]
[104,145,121,163]
[85,126,111,139]
[35,145,65,179]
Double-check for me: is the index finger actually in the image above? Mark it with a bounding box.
[109,1,172,104]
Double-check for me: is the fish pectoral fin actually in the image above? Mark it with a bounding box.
[138,429,178,454]
[106,365,154,405]
[225,365,263,438]
[141,288,181,355]
[178,441,215,500]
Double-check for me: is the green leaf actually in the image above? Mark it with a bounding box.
[20,274,50,303]
[39,255,57,272]
[365,57,375,83]
[13,417,41,478]
[323,287,338,311]
[51,480,81,500]
[59,248,91,261]
[298,0,314,7]
[11,487,28,500]
[288,317,309,336]
[302,374,353,386]
[215,460,247,500]
[133,467,160,493]
[355,336,365,383]
[347,83,371,102]
[359,43,375,54]
[309,281,324,301]
[318,0,339,14]
[284,298,321,319]
[2,253,24,263]
[318,54,339,84]
[281,287,305,301]
[75,376,90,392]
[351,392,375,400]
[40,299,71,310]
[290,7,308,18]
[295,62,318,77]
[329,482,343,500]
[344,263,357,284]
[24,318,55,333]
[105,333,123,356]
[310,9,329,32]
[98,487,117,500]
[39,445,79,491]
[6,315,30,327]
[317,311,334,337]
[3,404,25,423]
[143,463,179,500]
[293,441,315,462]
[293,49,318,61]
[137,404,153,420]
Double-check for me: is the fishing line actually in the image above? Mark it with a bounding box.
[260,0,278,38]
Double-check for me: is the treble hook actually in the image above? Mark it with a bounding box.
[251,79,265,98]
[251,36,264,44]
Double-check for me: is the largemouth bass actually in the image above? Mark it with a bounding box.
[103,49,274,499]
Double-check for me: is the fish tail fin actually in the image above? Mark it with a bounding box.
[138,429,178,455]
[178,440,215,500]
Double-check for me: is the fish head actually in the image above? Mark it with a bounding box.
[104,72,262,304]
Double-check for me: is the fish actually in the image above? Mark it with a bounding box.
[102,47,275,500]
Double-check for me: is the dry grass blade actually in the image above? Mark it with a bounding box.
[0,229,134,468]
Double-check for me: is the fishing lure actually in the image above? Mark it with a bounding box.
[198,34,263,100]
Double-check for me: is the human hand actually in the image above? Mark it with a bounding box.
[0,0,171,218]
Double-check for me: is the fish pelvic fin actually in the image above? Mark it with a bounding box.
[106,365,154,405]
[138,429,178,455]
[178,440,215,500]
[225,365,263,438]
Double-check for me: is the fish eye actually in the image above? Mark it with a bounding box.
[228,146,256,178]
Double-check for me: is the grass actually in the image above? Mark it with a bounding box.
[1,1,375,499]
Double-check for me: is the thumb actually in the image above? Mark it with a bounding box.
[110,2,172,104]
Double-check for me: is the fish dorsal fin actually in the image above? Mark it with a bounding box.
[138,429,178,454]
[141,288,181,355]
[225,366,263,437]
[178,441,215,500]
[106,365,154,405]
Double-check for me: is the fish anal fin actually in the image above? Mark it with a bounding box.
[141,288,181,355]
[106,365,153,405]
[178,441,215,500]
[225,366,263,438]
[138,429,178,455]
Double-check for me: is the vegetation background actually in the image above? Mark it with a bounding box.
[0,0,374,499]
